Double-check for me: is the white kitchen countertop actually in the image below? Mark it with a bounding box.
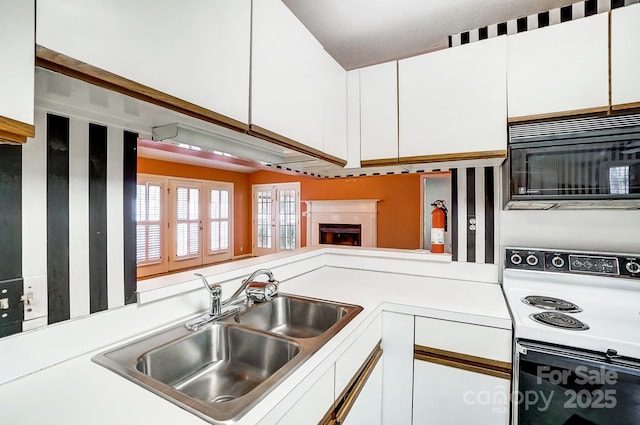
[0,251,511,425]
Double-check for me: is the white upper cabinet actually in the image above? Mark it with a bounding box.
[251,0,347,160]
[611,3,640,108]
[322,57,348,160]
[398,36,507,160]
[359,62,399,164]
[251,0,322,152]
[0,0,34,142]
[36,0,251,124]
[507,13,609,119]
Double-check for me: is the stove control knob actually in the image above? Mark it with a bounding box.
[526,254,539,266]
[584,261,593,269]
[626,261,640,274]
[551,256,565,268]
[510,253,522,265]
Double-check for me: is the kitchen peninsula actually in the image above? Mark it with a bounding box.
[0,247,511,425]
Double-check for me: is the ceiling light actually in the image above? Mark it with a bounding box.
[151,123,285,165]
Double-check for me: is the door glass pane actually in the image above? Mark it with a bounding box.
[177,187,188,220]
[176,223,188,256]
[257,190,272,248]
[136,184,146,221]
[211,190,220,219]
[209,188,230,253]
[137,182,163,264]
[148,185,161,221]
[220,221,229,250]
[210,221,220,251]
[175,185,200,259]
[136,224,146,262]
[189,222,199,255]
[279,189,296,250]
[220,190,229,219]
[189,188,199,220]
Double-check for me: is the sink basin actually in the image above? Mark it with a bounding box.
[235,294,358,338]
[93,294,362,424]
[136,323,300,403]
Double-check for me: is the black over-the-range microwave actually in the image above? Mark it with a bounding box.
[504,113,640,210]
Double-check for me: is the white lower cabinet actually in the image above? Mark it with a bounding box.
[277,365,335,425]
[335,314,382,396]
[412,360,510,425]
[412,317,511,425]
[278,313,383,425]
[381,311,414,425]
[340,355,383,425]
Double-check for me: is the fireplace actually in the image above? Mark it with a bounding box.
[303,199,379,247]
[319,223,362,246]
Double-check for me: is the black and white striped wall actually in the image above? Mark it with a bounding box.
[450,0,638,47]
[0,110,137,337]
[449,167,500,265]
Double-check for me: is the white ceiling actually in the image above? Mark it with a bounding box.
[283,0,578,69]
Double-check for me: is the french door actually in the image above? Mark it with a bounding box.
[169,180,203,270]
[252,183,300,256]
[167,179,233,271]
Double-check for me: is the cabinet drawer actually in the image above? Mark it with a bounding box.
[415,317,511,363]
[335,313,382,397]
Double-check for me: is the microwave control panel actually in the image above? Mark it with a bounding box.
[505,248,640,280]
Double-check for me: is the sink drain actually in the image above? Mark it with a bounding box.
[211,395,236,403]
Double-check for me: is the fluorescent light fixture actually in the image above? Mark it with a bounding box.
[151,123,285,165]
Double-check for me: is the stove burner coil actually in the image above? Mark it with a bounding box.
[529,312,590,330]
[522,296,582,312]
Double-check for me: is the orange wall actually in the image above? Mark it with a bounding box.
[137,158,252,257]
[137,159,423,255]
[250,170,422,249]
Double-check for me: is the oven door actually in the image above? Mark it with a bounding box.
[513,340,640,425]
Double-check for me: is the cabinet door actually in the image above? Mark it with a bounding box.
[0,0,34,142]
[335,314,382,396]
[507,13,609,119]
[360,62,399,164]
[341,355,383,425]
[398,36,506,160]
[37,0,251,124]
[611,3,640,108]
[251,0,324,152]
[277,366,334,425]
[413,360,510,425]
[322,57,348,160]
[381,312,414,425]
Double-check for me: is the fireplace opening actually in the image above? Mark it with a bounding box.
[319,223,362,246]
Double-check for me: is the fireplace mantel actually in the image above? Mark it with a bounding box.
[303,200,379,247]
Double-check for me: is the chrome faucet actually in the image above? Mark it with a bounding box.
[187,273,238,331]
[186,269,279,331]
[194,273,222,316]
[242,269,279,307]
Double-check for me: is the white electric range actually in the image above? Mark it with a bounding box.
[502,247,640,425]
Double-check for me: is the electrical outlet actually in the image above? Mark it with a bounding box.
[468,216,477,231]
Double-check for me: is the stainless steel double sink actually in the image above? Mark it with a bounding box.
[92,294,362,423]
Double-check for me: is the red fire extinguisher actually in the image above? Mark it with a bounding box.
[430,200,448,254]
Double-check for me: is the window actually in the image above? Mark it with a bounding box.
[136,174,233,278]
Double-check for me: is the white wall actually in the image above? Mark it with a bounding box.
[500,209,640,254]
